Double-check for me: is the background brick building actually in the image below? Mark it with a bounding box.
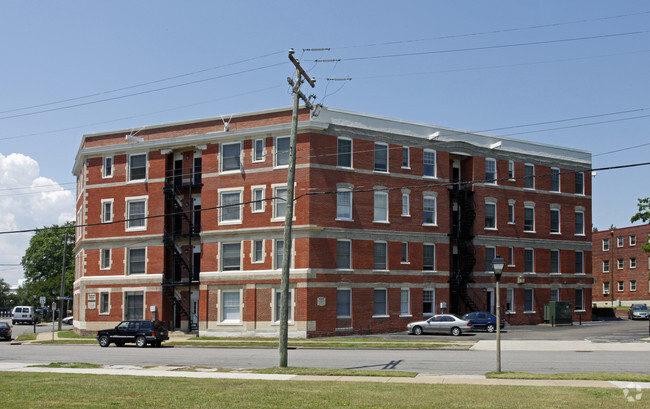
[592,224,650,307]
[73,106,593,337]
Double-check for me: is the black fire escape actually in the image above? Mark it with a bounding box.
[162,157,202,331]
[449,183,479,315]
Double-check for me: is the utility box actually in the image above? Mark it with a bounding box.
[544,301,572,326]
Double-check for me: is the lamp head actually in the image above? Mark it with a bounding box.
[492,256,505,281]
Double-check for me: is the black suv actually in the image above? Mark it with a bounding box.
[97,320,169,348]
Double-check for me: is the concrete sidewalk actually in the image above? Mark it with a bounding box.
[471,339,650,351]
[3,361,649,389]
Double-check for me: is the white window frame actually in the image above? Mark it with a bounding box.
[251,186,266,213]
[617,236,624,247]
[508,160,515,180]
[508,247,515,267]
[401,193,410,217]
[617,281,624,292]
[273,239,288,270]
[271,184,290,222]
[337,239,352,270]
[125,196,147,231]
[373,241,388,271]
[524,205,535,232]
[423,195,437,226]
[251,239,265,264]
[485,202,497,230]
[373,190,389,223]
[127,153,147,182]
[550,206,560,234]
[99,291,110,315]
[630,280,637,292]
[101,199,113,223]
[423,289,435,316]
[602,238,610,251]
[274,135,290,168]
[402,146,410,169]
[602,260,610,273]
[506,288,514,313]
[400,288,411,317]
[550,288,560,302]
[401,242,409,264]
[508,201,515,224]
[373,288,388,317]
[337,137,353,168]
[221,242,242,272]
[603,282,610,295]
[253,138,265,162]
[100,249,111,270]
[630,235,636,246]
[574,210,585,236]
[374,142,388,172]
[630,257,637,269]
[127,247,146,275]
[221,141,242,173]
[102,156,113,179]
[220,289,242,324]
[219,188,243,225]
[336,189,353,221]
[423,149,436,178]
[617,258,624,270]
[485,158,497,184]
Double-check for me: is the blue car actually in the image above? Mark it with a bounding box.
[462,312,505,333]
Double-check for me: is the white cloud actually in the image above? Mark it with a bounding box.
[0,153,74,286]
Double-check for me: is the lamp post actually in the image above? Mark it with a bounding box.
[32,294,37,334]
[610,229,614,307]
[491,256,505,373]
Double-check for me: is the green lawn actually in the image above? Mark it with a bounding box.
[1,372,643,409]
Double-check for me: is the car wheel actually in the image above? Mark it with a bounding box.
[451,327,461,336]
[413,326,423,336]
[135,336,147,348]
[486,324,496,333]
[98,335,110,347]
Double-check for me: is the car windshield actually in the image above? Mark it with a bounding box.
[0,322,8,328]
[632,305,648,311]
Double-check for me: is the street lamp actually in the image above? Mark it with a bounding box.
[32,294,37,334]
[491,256,505,373]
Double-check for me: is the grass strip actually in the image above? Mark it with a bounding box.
[28,362,101,369]
[487,371,650,382]
[15,333,37,342]
[56,330,95,339]
[168,340,462,349]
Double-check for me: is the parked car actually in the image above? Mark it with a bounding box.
[628,304,649,320]
[462,312,505,333]
[62,316,73,325]
[11,306,41,325]
[97,320,169,348]
[0,322,11,340]
[407,314,472,336]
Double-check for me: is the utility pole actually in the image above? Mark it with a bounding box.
[279,49,315,368]
[58,232,68,331]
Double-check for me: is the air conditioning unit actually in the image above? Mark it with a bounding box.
[603,291,610,295]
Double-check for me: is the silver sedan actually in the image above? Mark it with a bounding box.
[407,314,472,336]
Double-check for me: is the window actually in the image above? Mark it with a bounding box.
[337,189,352,220]
[401,242,408,263]
[524,164,534,189]
[508,247,514,266]
[423,149,436,177]
[274,240,284,270]
[550,168,560,192]
[617,258,624,270]
[423,289,434,315]
[524,206,535,232]
[221,142,241,172]
[128,248,145,275]
[524,248,534,273]
[575,289,584,311]
[423,244,435,271]
[274,289,292,322]
[402,147,410,168]
[374,191,388,222]
[219,190,242,223]
[575,172,584,195]
[100,249,111,270]
[337,138,352,168]
[374,242,387,270]
[485,247,496,272]
[550,288,559,302]
[485,158,496,183]
[275,136,290,167]
[125,292,143,320]
[575,251,584,274]
[252,187,265,213]
[99,292,109,314]
[485,203,496,229]
[401,193,410,216]
[523,289,534,312]
[506,289,514,313]
[103,156,113,178]
[602,238,610,251]
[221,291,241,323]
[508,160,515,180]
[630,280,637,291]
[273,186,288,220]
[550,250,560,274]
[617,281,624,292]
[373,289,388,316]
[508,202,515,224]
[630,257,637,269]
[617,236,624,247]
[602,260,610,273]
[102,200,113,223]
[252,240,264,263]
[337,289,351,318]
[400,289,411,315]
[128,153,147,181]
[254,139,265,162]
[337,240,351,269]
[630,235,636,246]
[550,208,560,233]
[126,198,146,230]
[222,243,241,271]
[603,282,610,295]
[423,196,436,225]
[374,143,388,172]
[574,211,584,235]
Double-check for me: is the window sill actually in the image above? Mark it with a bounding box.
[575,309,586,313]
[401,214,411,217]
[372,315,389,319]
[507,222,515,225]
[575,234,585,237]
[335,218,354,222]
[524,311,536,314]
[125,227,147,232]
[399,314,413,318]
[524,230,536,233]
[550,232,561,235]
[422,223,438,227]
[219,220,243,226]
[484,227,497,231]
[373,220,390,224]
[400,262,410,265]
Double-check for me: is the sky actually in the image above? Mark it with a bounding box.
[1,1,649,286]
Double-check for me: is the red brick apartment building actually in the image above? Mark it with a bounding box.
[592,224,650,307]
[72,106,593,337]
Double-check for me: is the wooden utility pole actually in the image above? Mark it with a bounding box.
[279,49,315,367]
[58,232,68,331]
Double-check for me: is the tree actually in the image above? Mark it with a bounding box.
[630,198,650,252]
[20,221,75,306]
[0,278,14,307]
